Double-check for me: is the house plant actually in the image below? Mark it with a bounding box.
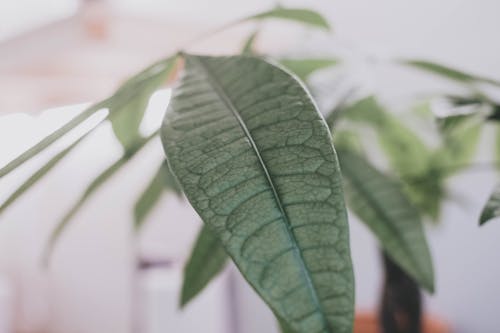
[1,5,499,333]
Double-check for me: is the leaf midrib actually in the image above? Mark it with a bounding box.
[191,55,331,331]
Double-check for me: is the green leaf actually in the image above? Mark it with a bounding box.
[401,59,500,87]
[0,101,106,179]
[280,58,338,82]
[162,54,354,333]
[337,149,435,292]
[108,57,176,150]
[343,96,432,177]
[134,161,182,229]
[277,314,298,333]
[242,30,259,55]
[180,225,229,307]
[0,56,175,180]
[480,183,500,225]
[0,131,94,214]
[44,131,158,264]
[248,6,330,30]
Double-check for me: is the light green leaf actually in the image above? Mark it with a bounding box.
[480,184,500,225]
[181,224,229,307]
[108,57,176,150]
[0,131,92,214]
[280,58,338,82]
[248,6,330,30]
[338,149,435,292]
[0,56,175,179]
[401,59,500,87]
[343,96,432,177]
[0,101,106,179]
[44,131,158,264]
[134,161,182,229]
[162,54,354,333]
[242,30,259,55]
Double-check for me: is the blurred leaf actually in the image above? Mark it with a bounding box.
[0,101,106,179]
[332,130,364,154]
[280,58,338,81]
[162,54,354,333]
[44,131,158,264]
[402,172,445,221]
[134,161,182,229]
[241,30,259,55]
[248,6,330,30]
[480,183,500,225]
[343,96,432,177]
[402,59,500,87]
[180,225,229,307]
[0,56,176,179]
[0,131,96,214]
[338,149,435,292]
[109,57,176,150]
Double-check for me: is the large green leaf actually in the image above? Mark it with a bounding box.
[248,6,330,30]
[280,58,338,82]
[480,184,500,225]
[162,54,354,333]
[401,59,500,87]
[134,161,182,229]
[180,224,229,307]
[337,149,434,292]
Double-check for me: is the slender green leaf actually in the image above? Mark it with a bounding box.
[401,59,500,87]
[248,6,330,30]
[338,149,435,292]
[162,54,354,333]
[242,30,259,55]
[180,225,229,307]
[0,128,98,215]
[134,161,182,229]
[108,57,176,150]
[44,131,158,264]
[0,101,106,179]
[480,184,500,225]
[280,58,338,82]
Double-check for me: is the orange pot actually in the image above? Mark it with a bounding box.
[354,311,451,333]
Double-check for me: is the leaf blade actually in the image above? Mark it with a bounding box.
[480,184,500,225]
[280,58,338,82]
[181,224,229,307]
[162,54,354,333]
[338,149,435,292]
[248,7,330,30]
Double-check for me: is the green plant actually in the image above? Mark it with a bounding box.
[1,5,499,333]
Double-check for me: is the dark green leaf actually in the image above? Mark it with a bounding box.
[180,224,229,307]
[402,59,500,87]
[162,54,354,333]
[280,58,338,82]
[248,7,330,30]
[338,149,435,292]
[134,161,182,229]
[480,184,500,225]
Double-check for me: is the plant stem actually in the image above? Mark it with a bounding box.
[380,251,422,333]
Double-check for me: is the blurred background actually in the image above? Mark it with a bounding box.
[0,0,500,332]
